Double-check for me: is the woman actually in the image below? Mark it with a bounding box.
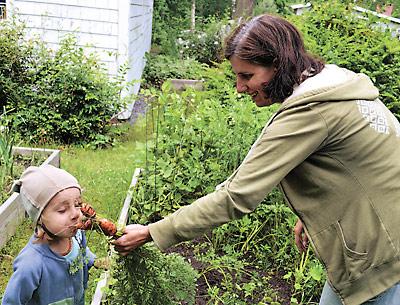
[113,14,400,305]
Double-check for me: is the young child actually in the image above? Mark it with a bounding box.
[1,164,96,305]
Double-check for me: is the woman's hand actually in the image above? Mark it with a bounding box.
[294,218,308,254]
[112,224,152,256]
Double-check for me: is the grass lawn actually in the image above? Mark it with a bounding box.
[0,120,148,304]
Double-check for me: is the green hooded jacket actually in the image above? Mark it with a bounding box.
[149,64,400,305]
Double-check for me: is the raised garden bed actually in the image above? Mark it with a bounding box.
[168,79,204,91]
[91,167,142,305]
[0,147,60,249]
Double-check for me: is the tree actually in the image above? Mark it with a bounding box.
[233,0,254,18]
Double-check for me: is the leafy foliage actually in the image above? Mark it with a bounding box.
[151,0,233,57]
[131,64,273,224]
[288,1,400,118]
[176,16,232,65]
[0,111,15,198]
[142,54,207,89]
[106,244,198,305]
[0,19,125,145]
[122,62,323,303]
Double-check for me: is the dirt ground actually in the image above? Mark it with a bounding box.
[167,237,293,305]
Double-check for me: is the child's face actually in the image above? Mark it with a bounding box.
[40,188,83,238]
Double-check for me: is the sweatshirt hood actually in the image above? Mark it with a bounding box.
[282,64,379,109]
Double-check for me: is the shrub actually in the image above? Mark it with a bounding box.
[288,1,400,118]
[0,19,125,145]
[131,76,274,223]
[106,244,198,305]
[142,54,207,88]
[151,0,233,56]
[176,16,230,65]
[0,111,15,197]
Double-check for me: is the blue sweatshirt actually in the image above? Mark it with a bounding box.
[1,230,95,305]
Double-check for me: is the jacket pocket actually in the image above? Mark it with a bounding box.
[312,208,397,286]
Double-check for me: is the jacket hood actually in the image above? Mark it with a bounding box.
[282,64,379,109]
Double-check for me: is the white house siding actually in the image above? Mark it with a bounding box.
[7,0,154,118]
[119,0,153,118]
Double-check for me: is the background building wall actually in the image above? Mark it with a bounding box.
[7,0,154,118]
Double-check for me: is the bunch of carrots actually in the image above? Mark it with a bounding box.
[77,203,121,238]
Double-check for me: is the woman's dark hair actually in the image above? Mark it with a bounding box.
[225,14,324,103]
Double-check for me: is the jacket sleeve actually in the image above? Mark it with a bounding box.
[1,253,42,305]
[148,105,329,251]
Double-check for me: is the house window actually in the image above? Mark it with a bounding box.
[0,0,6,20]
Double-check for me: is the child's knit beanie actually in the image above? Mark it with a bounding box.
[12,164,81,225]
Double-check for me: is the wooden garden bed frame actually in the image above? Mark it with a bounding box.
[169,79,204,91]
[0,147,60,249]
[91,167,142,305]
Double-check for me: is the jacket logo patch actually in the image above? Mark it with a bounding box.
[356,100,389,134]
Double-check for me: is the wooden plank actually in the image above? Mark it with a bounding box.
[43,149,61,167]
[0,193,25,249]
[90,271,109,305]
[91,168,142,305]
[117,167,141,226]
[0,147,61,249]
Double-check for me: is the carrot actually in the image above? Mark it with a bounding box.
[98,218,117,237]
[77,203,119,238]
[76,219,93,230]
[80,203,96,218]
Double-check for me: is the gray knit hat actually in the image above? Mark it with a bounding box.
[12,165,81,225]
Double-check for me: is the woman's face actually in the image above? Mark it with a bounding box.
[40,187,82,238]
[230,55,276,107]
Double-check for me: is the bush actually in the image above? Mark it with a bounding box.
[0,19,125,145]
[176,17,230,65]
[0,111,15,198]
[288,1,400,118]
[142,54,207,88]
[131,76,273,223]
[106,244,198,305]
[151,0,233,56]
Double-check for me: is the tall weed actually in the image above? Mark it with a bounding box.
[0,110,15,195]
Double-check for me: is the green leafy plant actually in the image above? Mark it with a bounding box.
[131,66,273,223]
[105,244,198,305]
[151,0,233,56]
[0,109,15,196]
[284,247,325,305]
[176,16,230,64]
[142,54,207,89]
[0,19,127,145]
[288,0,400,118]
